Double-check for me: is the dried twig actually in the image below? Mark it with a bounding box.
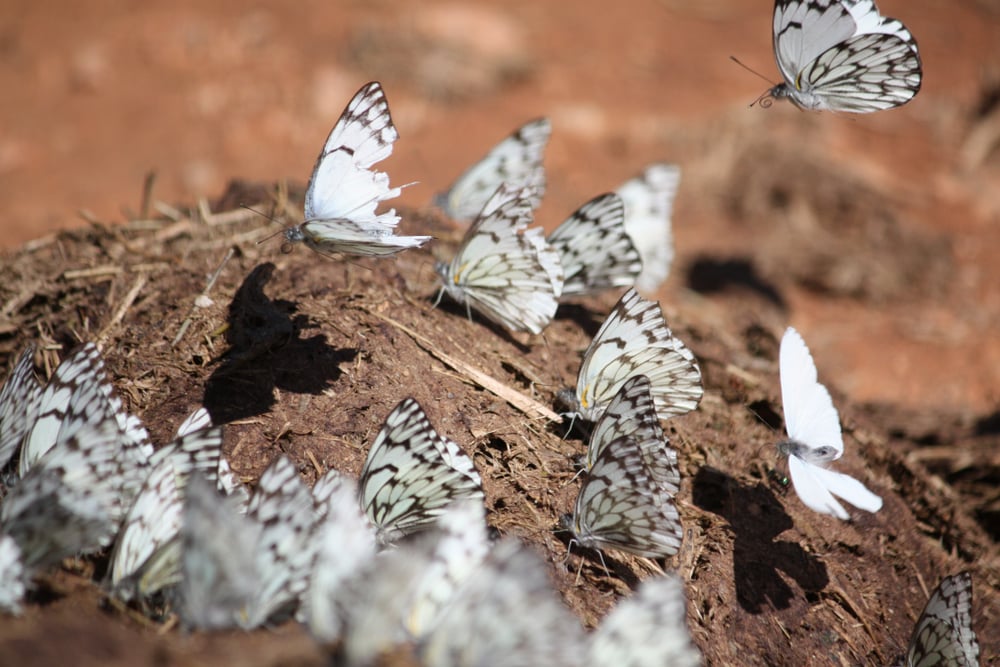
[172,247,235,348]
[97,274,147,345]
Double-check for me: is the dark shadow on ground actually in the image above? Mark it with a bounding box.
[685,256,786,310]
[204,263,355,423]
[692,466,828,612]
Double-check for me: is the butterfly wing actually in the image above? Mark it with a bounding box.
[0,535,25,614]
[572,289,702,421]
[0,345,41,469]
[785,454,850,520]
[616,164,680,293]
[779,327,843,458]
[772,0,860,87]
[436,118,550,223]
[906,572,980,667]
[438,184,561,334]
[549,193,641,297]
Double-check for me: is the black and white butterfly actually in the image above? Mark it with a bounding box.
[282,81,430,257]
[616,164,680,294]
[777,327,882,520]
[565,434,682,560]
[548,193,642,298]
[358,398,484,546]
[588,575,702,667]
[435,118,550,223]
[559,288,703,422]
[435,183,564,334]
[906,572,980,667]
[0,345,42,470]
[0,534,25,614]
[766,0,922,112]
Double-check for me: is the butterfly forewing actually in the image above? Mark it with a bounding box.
[616,164,680,293]
[436,118,550,223]
[359,399,484,545]
[906,572,980,667]
[549,193,641,297]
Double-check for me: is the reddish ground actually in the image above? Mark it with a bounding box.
[0,1,998,665]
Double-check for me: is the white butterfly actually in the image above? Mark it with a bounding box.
[435,118,550,223]
[565,434,683,559]
[0,345,42,470]
[767,0,922,112]
[435,183,564,334]
[418,537,587,667]
[282,81,430,257]
[358,398,484,545]
[548,192,642,298]
[588,575,702,667]
[616,164,680,294]
[559,288,703,422]
[906,572,980,667]
[0,534,26,615]
[586,375,680,497]
[778,327,882,520]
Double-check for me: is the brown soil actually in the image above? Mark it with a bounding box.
[1,1,999,665]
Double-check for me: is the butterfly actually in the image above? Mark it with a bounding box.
[418,537,587,667]
[0,534,25,615]
[586,375,680,497]
[777,326,882,519]
[358,398,484,546]
[565,434,683,560]
[616,164,681,294]
[0,345,42,470]
[588,575,702,667]
[766,0,922,112]
[282,81,430,257]
[906,572,980,667]
[548,192,642,298]
[435,183,564,334]
[559,288,703,422]
[435,118,550,223]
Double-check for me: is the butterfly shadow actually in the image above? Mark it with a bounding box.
[554,301,607,339]
[691,466,828,613]
[426,294,533,354]
[203,262,355,423]
[685,256,787,310]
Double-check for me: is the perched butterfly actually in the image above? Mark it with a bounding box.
[178,474,261,630]
[301,470,377,643]
[435,118,550,223]
[565,435,682,560]
[906,572,980,667]
[586,375,680,497]
[282,81,430,257]
[240,455,316,629]
[616,164,680,294]
[0,345,41,470]
[777,327,882,520]
[559,288,702,422]
[358,398,484,545]
[766,0,922,112]
[0,534,25,615]
[588,575,702,667]
[435,183,564,334]
[418,537,587,667]
[548,192,642,298]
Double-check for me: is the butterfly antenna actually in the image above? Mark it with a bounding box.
[729,56,778,108]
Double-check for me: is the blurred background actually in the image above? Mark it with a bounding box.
[1,0,998,417]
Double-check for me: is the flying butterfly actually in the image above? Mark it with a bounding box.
[765,0,922,112]
[358,398,484,546]
[435,118,550,223]
[777,327,882,520]
[282,81,430,257]
[564,435,682,560]
[435,183,564,334]
[548,192,642,298]
[558,288,702,422]
[616,164,680,294]
[906,572,980,667]
[588,575,702,667]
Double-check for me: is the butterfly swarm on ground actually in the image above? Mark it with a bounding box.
[558,287,703,422]
[281,81,429,257]
[777,326,882,520]
[766,0,922,112]
[358,398,485,546]
[435,118,550,224]
[547,192,642,298]
[435,182,564,334]
[615,163,681,294]
[906,571,980,667]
